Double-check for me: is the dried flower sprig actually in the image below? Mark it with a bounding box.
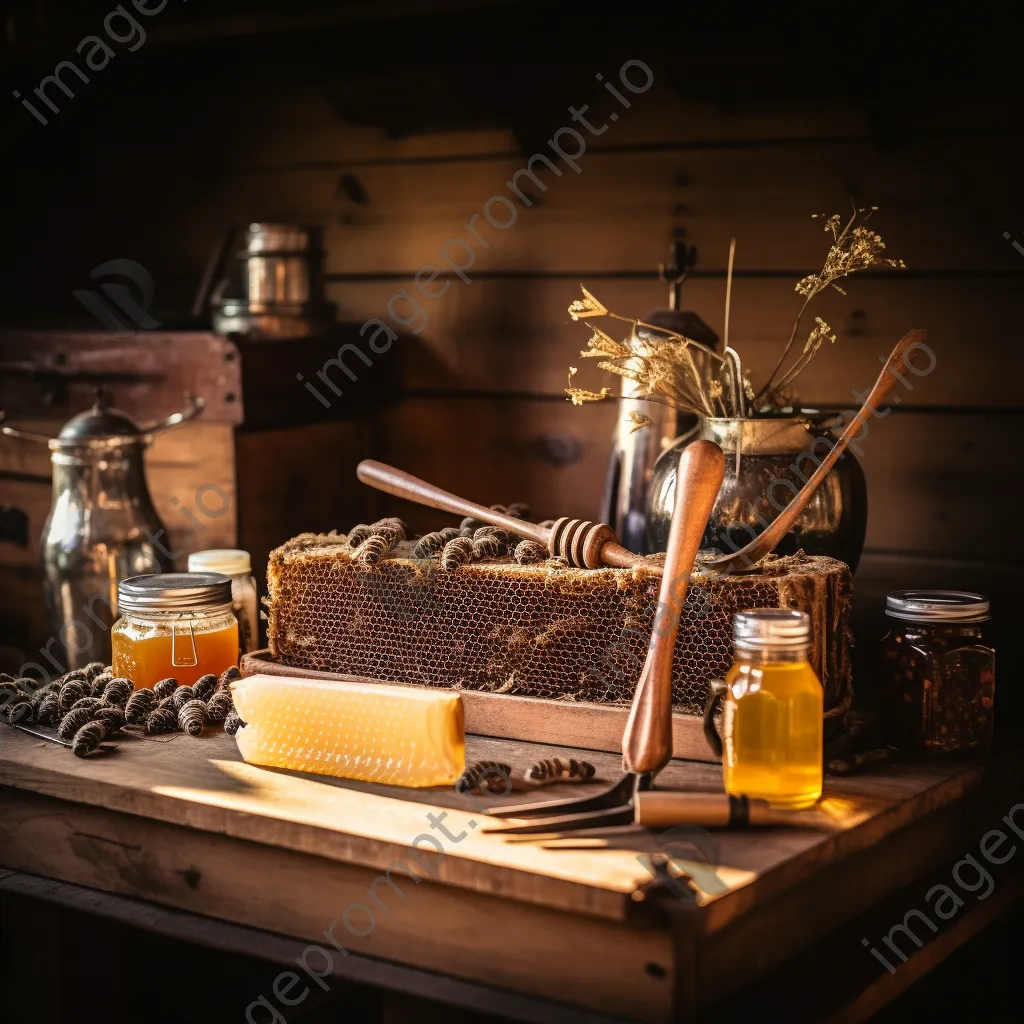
[774,317,836,392]
[757,205,905,402]
[628,411,653,432]
[566,205,904,421]
[565,367,613,406]
[795,209,905,298]
[567,286,608,320]
[563,287,730,418]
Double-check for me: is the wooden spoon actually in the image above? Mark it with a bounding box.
[622,439,725,776]
[703,327,926,575]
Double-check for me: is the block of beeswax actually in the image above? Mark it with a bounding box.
[230,674,465,787]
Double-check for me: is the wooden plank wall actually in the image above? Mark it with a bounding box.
[3,37,1022,637]
[170,86,1023,567]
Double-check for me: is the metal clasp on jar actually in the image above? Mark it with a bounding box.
[170,615,199,668]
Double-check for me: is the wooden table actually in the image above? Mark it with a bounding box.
[1,725,1021,1023]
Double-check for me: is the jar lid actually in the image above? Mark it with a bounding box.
[886,590,990,623]
[734,608,810,651]
[118,573,233,612]
[188,549,251,576]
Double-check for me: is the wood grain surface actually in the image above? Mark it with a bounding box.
[0,725,982,921]
[0,709,995,1021]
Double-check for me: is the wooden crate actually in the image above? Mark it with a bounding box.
[0,329,382,674]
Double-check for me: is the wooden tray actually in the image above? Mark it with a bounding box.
[240,649,719,763]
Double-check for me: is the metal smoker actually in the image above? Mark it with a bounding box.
[598,241,718,554]
[1,389,204,670]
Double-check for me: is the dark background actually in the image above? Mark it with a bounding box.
[1,4,1023,1020]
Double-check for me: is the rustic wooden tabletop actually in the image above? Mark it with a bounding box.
[0,724,1019,1023]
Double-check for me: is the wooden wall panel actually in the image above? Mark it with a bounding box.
[372,398,616,533]
[0,478,48,571]
[326,276,1024,408]
[372,399,1020,562]
[218,89,873,168]
[194,137,1023,274]
[215,84,1015,173]
[5,71,1016,603]
[235,419,375,594]
[147,425,238,568]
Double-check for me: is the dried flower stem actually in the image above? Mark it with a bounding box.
[723,236,736,354]
[566,207,904,422]
[756,203,905,402]
[757,291,815,405]
[606,312,724,363]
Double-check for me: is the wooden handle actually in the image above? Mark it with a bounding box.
[706,327,926,574]
[356,460,549,546]
[357,460,645,569]
[635,791,781,828]
[622,440,725,776]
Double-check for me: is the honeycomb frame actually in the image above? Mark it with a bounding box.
[266,533,853,719]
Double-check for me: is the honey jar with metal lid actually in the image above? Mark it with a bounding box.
[111,573,239,690]
[703,609,824,809]
[879,590,995,755]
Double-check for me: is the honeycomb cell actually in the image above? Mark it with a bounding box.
[265,534,853,716]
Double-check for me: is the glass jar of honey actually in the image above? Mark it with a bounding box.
[704,609,823,809]
[111,573,239,690]
[879,590,995,755]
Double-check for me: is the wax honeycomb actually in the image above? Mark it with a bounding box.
[265,535,853,720]
[231,674,465,787]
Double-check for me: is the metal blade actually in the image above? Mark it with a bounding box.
[485,772,643,819]
[481,803,636,835]
[537,825,649,848]
[5,723,72,747]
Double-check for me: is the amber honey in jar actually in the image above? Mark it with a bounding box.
[879,590,995,755]
[111,573,239,690]
[704,609,823,809]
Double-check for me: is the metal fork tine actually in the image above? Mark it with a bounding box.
[484,772,640,819]
[481,803,636,835]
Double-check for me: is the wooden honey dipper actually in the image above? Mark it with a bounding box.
[359,329,924,574]
[356,460,641,569]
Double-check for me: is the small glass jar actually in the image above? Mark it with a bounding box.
[188,549,259,656]
[704,609,823,809]
[879,590,995,755]
[111,573,239,689]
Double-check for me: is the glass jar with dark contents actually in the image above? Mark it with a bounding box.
[879,591,995,755]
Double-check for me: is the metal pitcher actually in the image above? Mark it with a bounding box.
[598,242,718,553]
[1,389,204,671]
